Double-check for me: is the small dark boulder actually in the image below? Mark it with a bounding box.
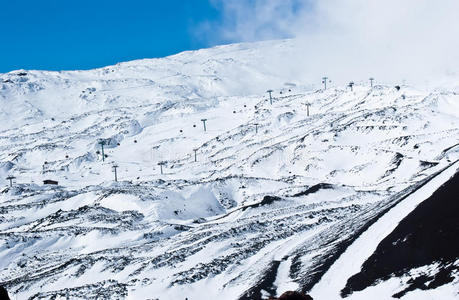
[268,291,313,300]
[43,179,58,185]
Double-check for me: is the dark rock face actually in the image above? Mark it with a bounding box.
[342,171,459,298]
[259,195,282,206]
[292,183,334,197]
[0,286,10,300]
[239,260,281,300]
[242,195,282,211]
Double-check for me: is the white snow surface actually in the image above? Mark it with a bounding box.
[0,39,459,299]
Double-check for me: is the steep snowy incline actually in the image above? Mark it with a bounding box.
[310,160,459,299]
[0,41,459,299]
[343,167,459,300]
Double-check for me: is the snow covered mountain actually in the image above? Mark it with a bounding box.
[0,39,458,300]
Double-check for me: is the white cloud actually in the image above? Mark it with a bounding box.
[209,0,304,41]
[199,0,459,85]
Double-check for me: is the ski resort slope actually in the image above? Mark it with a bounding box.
[0,40,459,299]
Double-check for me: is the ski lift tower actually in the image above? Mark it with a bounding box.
[201,119,208,132]
[305,102,311,116]
[112,164,119,182]
[98,139,106,162]
[266,90,274,105]
[158,161,166,175]
[348,81,355,91]
[369,77,375,88]
[322,77,330,90]
[6,175,15,187]
[193,148,198,162]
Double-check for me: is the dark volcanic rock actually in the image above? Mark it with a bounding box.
[292,183,334,197]
[342,171,459,298]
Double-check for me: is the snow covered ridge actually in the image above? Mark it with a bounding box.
[0,40,303,131]
[1,42,459,299]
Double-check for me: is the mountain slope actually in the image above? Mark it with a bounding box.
[0,40,458,299]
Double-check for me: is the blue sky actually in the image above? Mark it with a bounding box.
[0,0,225,72]
[1,0,456,83]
